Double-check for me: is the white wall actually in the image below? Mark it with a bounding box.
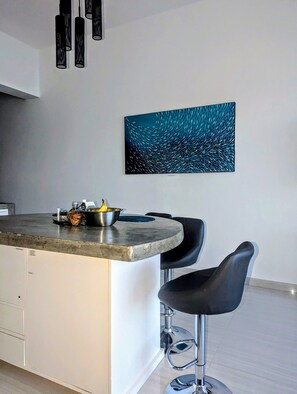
[0,32,39,98]
[0,0,296,284]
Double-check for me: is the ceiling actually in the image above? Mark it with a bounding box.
[0,0,199,49]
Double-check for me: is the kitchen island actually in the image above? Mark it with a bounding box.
[0,213,183,394]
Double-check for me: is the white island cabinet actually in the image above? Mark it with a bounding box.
[26,249,110,393]
[0,245,161,394]
[0,213,183,393]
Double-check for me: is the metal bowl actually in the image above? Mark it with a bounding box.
[83,208,122,227]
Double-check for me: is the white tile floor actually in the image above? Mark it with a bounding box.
[139,285,297,394]
[0,285,296,394]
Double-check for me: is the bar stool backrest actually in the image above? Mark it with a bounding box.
[145,212,172,219]
[201,241,254,314]
[161,217,205,270]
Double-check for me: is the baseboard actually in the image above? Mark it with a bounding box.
[127,349,164,394]
[19,364,91,394]
[246,277,297,293]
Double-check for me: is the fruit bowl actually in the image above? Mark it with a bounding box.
[83,208,122,227]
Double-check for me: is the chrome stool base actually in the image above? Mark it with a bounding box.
[164,374,232,394]
[160,325,193,353]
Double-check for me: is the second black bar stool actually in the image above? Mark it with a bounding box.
[160,217,205,351]
[145,213,205,352]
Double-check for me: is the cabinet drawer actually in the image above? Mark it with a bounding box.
[0,331,24,367]
[0,246,26,306]
[0,303,24,335]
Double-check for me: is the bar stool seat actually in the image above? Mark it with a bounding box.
[158,241,255,394]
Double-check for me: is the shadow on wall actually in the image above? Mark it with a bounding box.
[107,0,202,29]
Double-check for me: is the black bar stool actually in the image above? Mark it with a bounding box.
[160,217,205,352]
[146,213,205,352]
[158,241,255,393]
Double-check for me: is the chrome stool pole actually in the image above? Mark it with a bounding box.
[163,268,173,334]
[165,315,232,394]
[161,268,194,353]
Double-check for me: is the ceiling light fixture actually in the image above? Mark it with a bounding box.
[60,0,72,51]
[92,0,102,41]
[55,14,67,69]
[55,0,103,69]
[75,1,85,68]
[85,0,92,19]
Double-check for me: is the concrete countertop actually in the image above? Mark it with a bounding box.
[0,213,183,261]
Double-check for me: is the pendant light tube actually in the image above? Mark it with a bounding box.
[60,0,72,51]
[75,0,85,68]
[92,0,102,40]
[55,14,67,69]
[85,0,92,19]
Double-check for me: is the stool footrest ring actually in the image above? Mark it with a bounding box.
[166,339,196,370]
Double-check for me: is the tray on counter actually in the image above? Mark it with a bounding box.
[118,215,155,223]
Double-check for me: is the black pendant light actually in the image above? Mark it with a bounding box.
[75,1,85,68]
[55,14,67,69]
[55,0,103,69]
[60,0,72,51]
[85,0,92,19]
[92,0,102,41]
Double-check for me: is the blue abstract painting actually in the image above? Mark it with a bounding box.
[125,102,235,174]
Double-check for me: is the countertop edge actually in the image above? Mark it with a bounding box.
[0,229,183,262]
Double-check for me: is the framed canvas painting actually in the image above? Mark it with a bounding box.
[125,102,235,174]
